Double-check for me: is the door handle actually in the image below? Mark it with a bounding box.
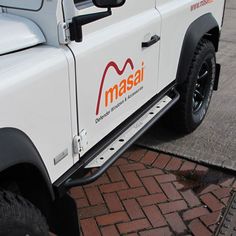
[142,35,160,48]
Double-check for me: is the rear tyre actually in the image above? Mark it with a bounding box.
[0,190,49,236]
[171,39,216,134]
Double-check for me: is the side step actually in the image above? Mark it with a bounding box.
[85,95,173,168]
[58,89,179,192]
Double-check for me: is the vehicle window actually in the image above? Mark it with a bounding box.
[0,0,43,11]
[74,0,93,9]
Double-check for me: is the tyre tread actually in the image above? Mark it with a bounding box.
[0,190,49,236]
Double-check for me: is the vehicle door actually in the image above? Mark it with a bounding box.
[64,0,162,156]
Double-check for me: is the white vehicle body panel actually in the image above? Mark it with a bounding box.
[3,0,64,46]
[64,0,162,156]
[0,46,74,182]
[0,0,225,183]
[0,13,45,55]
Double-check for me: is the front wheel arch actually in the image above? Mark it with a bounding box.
[0,128,54,198]
[0,163,56,233]
[0,128,80,236]
[0,128,56,233]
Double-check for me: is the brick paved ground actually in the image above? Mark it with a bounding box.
[70,146,236,236]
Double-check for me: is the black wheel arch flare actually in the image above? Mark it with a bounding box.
[176,13,220,85]
[0,127,54,199]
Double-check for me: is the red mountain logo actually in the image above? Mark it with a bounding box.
[96,58,145,115]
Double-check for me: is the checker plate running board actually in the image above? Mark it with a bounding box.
[59,88,179,190]
[85,95,172,168]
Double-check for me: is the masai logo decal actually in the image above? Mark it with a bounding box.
[191,0,214,11]
[96,58,145,116]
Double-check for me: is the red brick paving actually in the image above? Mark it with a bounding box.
[165,212,187,234]
[70,146,236,236]
[200,210,221,226]
[143,205,167,227]
[181,189,201,208]
[200,193,225,211]
[123,199,145,219]
[182,206,209,221]
[189,219,212,236]
[103,192,123,212]
[137,193,167,206]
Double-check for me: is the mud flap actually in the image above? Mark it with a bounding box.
[214,63,221,91]
[51,193,80,236]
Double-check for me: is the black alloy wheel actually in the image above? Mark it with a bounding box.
[167,39,216,134]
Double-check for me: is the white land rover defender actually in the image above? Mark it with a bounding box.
[0,0,225,235]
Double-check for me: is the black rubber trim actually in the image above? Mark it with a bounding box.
[0,128,54,199]
[214,63,221,91]
[176,13,219,85]
[0,0,44,12]
[54,83,178,196]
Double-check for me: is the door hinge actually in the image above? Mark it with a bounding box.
[73,130,88,154]
[58,22,71,45]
